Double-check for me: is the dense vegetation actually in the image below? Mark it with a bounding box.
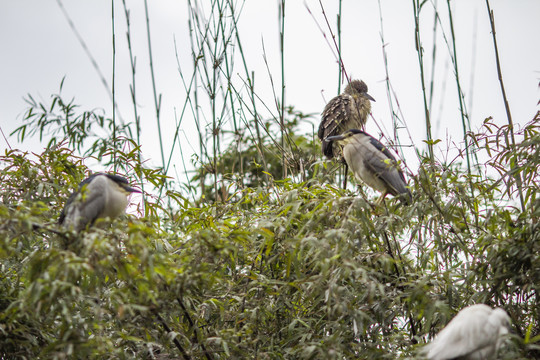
[1,105,539,359]
[1,1,539,359]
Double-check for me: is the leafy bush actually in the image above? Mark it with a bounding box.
[1,108,539,358]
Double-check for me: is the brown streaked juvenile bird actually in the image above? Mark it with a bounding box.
[59,173,141,232]
[318,80,375,159]
[325,129,412,205]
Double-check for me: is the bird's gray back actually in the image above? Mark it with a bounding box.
[343,134,410,199]
[59,174,130,232]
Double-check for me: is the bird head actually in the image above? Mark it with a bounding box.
[325,128,364,145]
[492,308,512,333]
[104,174,142,195]
[345,80,375,102]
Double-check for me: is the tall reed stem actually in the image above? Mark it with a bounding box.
[446,1,472,181]
[143,0,166,172]
[485,0,525,212]
[412,0,434,163]
[279,0,287,178]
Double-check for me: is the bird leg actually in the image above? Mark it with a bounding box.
[343,163,349,189]
[375,192,388,207]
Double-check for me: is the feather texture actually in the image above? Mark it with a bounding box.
[326,129,411,203]
[424,304,511,360]
[59,173,139,232]
[318,80,374,159]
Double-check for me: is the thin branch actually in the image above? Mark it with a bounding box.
[446,0,473,181]
[121,0,145,200]
[485,0,525,212]
[175,296,214,360]
[56,0,125,124]
[279,0,287,178]
[412,0,434,163]
[0,125,12,150]
[152,309,191,360]
[111,0,117,171]
[143,0,166,172]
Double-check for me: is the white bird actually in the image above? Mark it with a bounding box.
[423,304,511,360]
[59,173,140,232]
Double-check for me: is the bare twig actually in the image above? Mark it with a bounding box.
[175,296,214,360]
[446,1,473,183]
[485,0,525,212]
[121,0,146,199]
[279,0,287,178]
[0,125,12,150]
[143,0,166,172]
[152,309,191,360]
[56,0,125,124]
[111,0,117,170]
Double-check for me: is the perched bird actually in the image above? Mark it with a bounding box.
[59,173,141,232]
[325,129,411,205]
[423,304,511,360]
[318,80,375,159]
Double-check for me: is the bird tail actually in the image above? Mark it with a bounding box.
[398,187,413,205]
[321,139,334,159]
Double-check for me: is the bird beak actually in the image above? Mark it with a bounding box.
[325,135,346,142]
[365,93,375,102]
[124,186,142,194]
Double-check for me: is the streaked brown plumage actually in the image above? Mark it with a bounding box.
[318,80,375,159]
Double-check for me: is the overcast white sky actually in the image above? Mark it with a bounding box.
[1,1,539,183]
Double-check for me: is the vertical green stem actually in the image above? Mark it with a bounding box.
[412,0,434,163]
[111,0,117,171]
[485,0,525,211]
[279,0,287,178]
[337,0,343,93]
[121,0,145,198]
[446,1,472,180]
[143,0,166,172]
[428,0,438,114]
[226,1,270,181]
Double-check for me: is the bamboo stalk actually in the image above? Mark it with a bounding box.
[485,0,525,212]
[143,0,166,173]
[412,0,434,163]
[446,1,473,180]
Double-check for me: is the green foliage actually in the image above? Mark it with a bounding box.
[192,106,324,203]
[1,113,539,359]
[1,1,539,357]
[11,81,135,168]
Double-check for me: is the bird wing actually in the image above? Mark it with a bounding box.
[363,137,410,198]
[58,191,78,225]
[318,94,352,158]
[426,306,498,360]
[59,174,101,224]
[76,186,107,229]
[60,177,106,231]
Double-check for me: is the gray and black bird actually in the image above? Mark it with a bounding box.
[59,173,141,232]
[318,80,375,159]
[325,129,411,205]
